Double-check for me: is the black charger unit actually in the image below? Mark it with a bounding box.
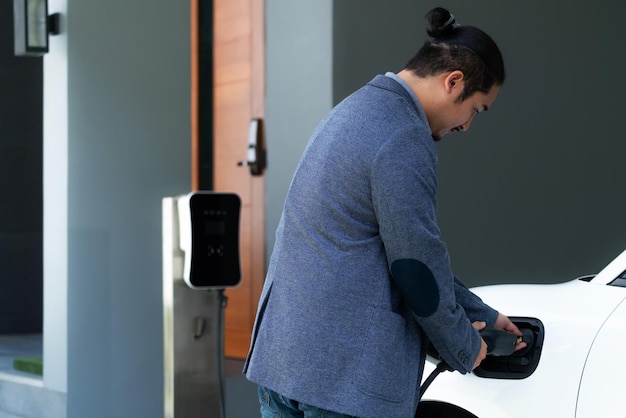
[178,192,242,289]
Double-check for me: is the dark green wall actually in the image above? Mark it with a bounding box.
[0,0,43,333]
[333,1,626,286]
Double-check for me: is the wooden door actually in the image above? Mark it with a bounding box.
[191,0,265,359]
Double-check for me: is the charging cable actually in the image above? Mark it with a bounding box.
[419,361,452,400]
[419,328,520,400]
[215,289,228,418]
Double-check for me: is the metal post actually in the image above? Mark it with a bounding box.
[162,196,222,418]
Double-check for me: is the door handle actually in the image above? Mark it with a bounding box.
[237,118,266,176]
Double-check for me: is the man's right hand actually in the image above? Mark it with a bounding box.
[471,321,488,370]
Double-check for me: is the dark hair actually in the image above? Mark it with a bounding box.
[405,7,505,102]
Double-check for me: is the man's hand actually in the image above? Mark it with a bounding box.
[471,321,488,370]
[494,313,528,352]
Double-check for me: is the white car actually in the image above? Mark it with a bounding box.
[416,249,626,418]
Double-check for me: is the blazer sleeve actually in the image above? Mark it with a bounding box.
[453,276,498,326]
[370,131,482,374]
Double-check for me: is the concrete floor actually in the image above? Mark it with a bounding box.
[0,334,42,380]
[225,358,260,418]
[0,335,65,418]
[0,335,259,418]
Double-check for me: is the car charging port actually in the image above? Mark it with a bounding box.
[474,317,544,379]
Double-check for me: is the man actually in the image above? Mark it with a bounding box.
[245,7,524,418]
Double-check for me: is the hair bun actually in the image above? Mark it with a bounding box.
[425,7,460,38]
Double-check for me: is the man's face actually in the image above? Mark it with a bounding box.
[431,84,500,142]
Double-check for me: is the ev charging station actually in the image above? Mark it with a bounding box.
[162,192,242,418]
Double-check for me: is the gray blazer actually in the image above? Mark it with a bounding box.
[244,75,498,417]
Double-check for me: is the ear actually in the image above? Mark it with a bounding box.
[444,70,465,94]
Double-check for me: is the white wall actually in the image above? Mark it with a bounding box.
[44,0,191,416]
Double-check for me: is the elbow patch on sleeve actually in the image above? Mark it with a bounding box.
[390,259,439,317]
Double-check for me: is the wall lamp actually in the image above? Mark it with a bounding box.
[13,0,61,57]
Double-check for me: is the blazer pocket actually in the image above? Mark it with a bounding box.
[353,309,409,402]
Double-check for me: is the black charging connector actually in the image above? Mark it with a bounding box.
[474,317,544,380]
[479,328,519,356]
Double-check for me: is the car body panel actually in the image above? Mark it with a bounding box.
[420,270,626,418]
[576,297,626,416]
[588,248,626,285]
